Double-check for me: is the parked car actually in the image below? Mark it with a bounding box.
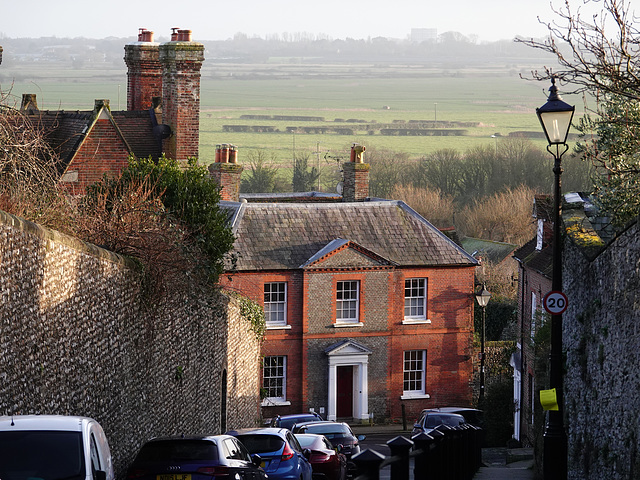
[126,434,266,480]
[411,409,467,437]
[269,412,324,430]
[0,414,114,480]
[291,421,364,475]
[294,433,347,480]
[228,427,313,480]
[291,422,364,460]
[426,407,484,428]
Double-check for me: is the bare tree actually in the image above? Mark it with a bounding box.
[0,103,73,232]
[517,0,640,100]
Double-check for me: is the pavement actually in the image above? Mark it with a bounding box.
[349,423,535,480]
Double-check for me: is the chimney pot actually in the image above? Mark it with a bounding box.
[177,29,192,41]
[138,28,154,42]
[350,143,366,163]
[171,27,180,41]
[229,145,238,164]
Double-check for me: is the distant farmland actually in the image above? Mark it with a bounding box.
[3,62,574,174]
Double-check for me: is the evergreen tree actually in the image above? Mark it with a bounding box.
[292,153,320,192]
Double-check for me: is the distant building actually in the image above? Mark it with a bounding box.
[411,28,438,43]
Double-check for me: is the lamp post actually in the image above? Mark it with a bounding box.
[475,284,491,404]
[536,76,574,480]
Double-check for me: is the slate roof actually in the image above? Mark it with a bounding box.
[5,108,160,173]
[513,238,552,279]
[222,199,478,271]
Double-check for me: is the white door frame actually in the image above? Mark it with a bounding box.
[326,340,372,422]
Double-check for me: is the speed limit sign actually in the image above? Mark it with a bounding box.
[543,291,568,315]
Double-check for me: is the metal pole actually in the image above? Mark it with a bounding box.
[480,304,486,404]
[543,143,567,480]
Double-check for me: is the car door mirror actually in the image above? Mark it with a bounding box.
[94,470,107,480]
[251,454,263,467]
[357,434,366,441]
[303,448,311,459]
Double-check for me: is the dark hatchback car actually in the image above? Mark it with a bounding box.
[291,421,364,463]
[126,435,266,480]
[228,427,313,480]
[269,412,324,430]
[411,410,467,437]
[295,433,347,480]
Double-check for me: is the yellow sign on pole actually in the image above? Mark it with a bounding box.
[540,388,559,411]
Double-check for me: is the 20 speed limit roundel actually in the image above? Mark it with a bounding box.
[543,291,568,315]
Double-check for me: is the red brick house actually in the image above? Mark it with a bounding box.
[3,28,204,194]
[511,194,553,445]
[216,149,479,423]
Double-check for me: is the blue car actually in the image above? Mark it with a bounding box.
[228,427,313,480]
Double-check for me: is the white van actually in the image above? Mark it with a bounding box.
[0,415,114,480]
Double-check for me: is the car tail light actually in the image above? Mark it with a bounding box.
[281,442,295,461]
[309,452,332,463]
[197,466,229,476]
[126,469,148,479]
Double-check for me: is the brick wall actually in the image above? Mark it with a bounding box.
[59,118,132,195]
[0,210,261,478]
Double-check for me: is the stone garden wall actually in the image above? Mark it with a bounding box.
[0,209,261,478]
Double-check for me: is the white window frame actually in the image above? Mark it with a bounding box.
[262,356,289,406]
[336,280,360,325]
[531,292,537,340]
[401,350,429,399]
[403,278,430,324]
[264,282,288,328]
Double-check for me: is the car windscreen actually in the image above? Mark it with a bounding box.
[236,434,285,454]
[0,430,85,480]
[135,439,218,462]
[303,424,350,438]
[280,416,315,430]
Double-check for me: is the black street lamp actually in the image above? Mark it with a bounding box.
[475,284,491,404]
[536,76,574,480]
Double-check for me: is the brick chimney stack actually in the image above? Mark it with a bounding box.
[342,143,370,202]
[159,28,205,162]
[124,28,161,111]
[209,144,243,202]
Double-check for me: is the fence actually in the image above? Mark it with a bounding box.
[352,423,484,480]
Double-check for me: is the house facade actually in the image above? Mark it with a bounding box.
[511,195,553,446]
[216,148,478,423]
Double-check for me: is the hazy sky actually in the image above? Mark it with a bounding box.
[1,0,568,42]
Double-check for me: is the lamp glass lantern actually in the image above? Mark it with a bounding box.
[476,286,491,307]
[536,78,575,145]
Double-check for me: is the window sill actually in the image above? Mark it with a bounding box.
[400,393,431,400]
[333,322,364,328]
[402,318,431,325]
[266,324,292,330]
[261,400,291,407]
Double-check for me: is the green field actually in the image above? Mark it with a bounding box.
[2,62,574,169]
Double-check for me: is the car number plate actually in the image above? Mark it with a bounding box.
[157,475,191,480]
